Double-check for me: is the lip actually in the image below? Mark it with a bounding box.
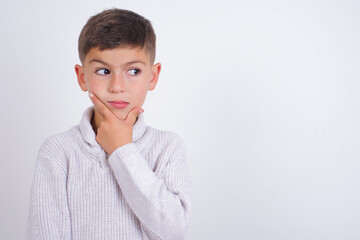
[108,100,129,109]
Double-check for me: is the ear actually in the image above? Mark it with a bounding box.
[75,64,88,92]
[149,63,161,91]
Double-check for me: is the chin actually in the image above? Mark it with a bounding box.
[114,111,128,120]
[103,104,131,119]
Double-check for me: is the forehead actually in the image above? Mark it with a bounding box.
[84,46,151,67]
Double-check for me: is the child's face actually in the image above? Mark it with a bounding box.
[75,46,161,120]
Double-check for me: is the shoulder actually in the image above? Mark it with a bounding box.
[38,129,74,158]
[37,129,74,174]
[146,126,186,153]
[144,126,188,175]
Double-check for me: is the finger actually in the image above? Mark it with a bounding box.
[89,92,114,120]
[125,107,144,125]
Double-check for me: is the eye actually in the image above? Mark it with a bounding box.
[127,69,141,76]
[96,68,110,75]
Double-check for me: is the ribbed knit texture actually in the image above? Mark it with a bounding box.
[26,106,192,240]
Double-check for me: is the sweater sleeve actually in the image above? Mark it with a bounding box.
[26,150,72,240]
[108,138,192,240]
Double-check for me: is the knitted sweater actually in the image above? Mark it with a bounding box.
[26,106,192,240]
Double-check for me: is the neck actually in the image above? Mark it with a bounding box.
[90,111,99,135]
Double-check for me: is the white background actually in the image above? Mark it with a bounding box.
[1,0,359,239]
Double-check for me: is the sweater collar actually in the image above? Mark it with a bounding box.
[79,105,146,153]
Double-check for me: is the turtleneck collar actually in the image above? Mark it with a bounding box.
[78,105,147,156]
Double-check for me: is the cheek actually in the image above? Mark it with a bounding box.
[86,77,104,93]
[125,82,145,103]
[132,86,149,105]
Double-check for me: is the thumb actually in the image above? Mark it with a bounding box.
[125,107,144,125]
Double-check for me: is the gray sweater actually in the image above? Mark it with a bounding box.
[26,106,192,240]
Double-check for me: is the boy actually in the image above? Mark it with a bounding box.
[26,8,192,240]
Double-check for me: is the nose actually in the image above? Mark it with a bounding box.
[108,72,126,93]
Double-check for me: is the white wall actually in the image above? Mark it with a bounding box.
[1,0,359,239]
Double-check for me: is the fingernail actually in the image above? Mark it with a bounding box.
[89,93,94,98]
[139,109,144,113]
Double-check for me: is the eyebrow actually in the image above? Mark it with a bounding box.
[89,59,146,67]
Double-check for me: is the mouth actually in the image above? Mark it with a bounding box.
[108,100,129,109]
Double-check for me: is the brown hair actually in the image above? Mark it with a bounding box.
[78,8,156,64]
